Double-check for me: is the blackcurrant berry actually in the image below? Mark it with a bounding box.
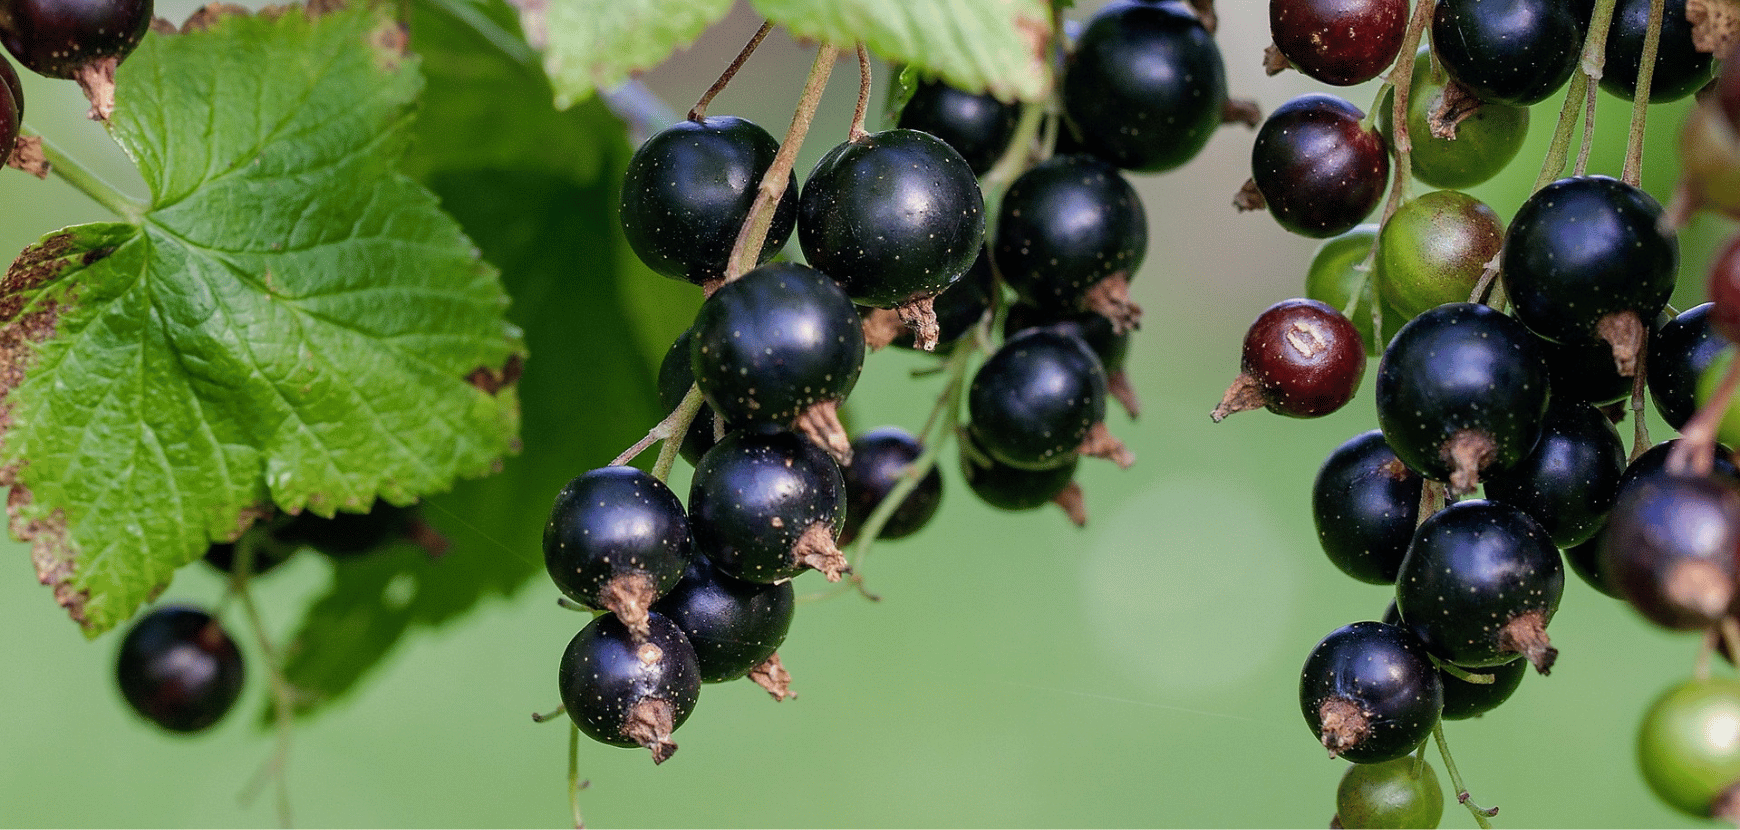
[1600,472,1740,631]
[1440,656,1527,721]
[689,262,864,459]
[651,554,795,687]
[896,77,1020,175]
[558,611,700,764]
[1062,0,1227,172]
[1565,527,1621,599]
[1335,756,1444,829]
[840,426,943,544]
[619,116,796,286]
[1250,93,1389,239]
[797,128,984,339]
[1299,621,1443,763]
[1376,190,1504,320]
[993,154,1147,332]
[1706,233,1740,344]
[1005,300,1138,417]
[1651,304,1730,431]
[1269,0,1408,86]
[0,56,16,167]
[1374,302,1550,494]
[688,429,848,583]
[959,430,1087,526]
[1482,398,1626,548]
[1431,0,1583,106]
[1538,329,1633,408]
[1377,48,1530,190]
[115,605,245,733]
[1638,677,1740,820]
[544,466,691,635]
[1395,499,1563,672]
[1601,0,1711,103]
[0,0,150,79]
[1311,430,1422,585]
[1500,176,1677,376]
[1214,298,1366,421]
[968,328,1127,471]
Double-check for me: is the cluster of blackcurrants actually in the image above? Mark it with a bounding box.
[1213,0,1740,825]
[0,0,157,165]
[115,501,434,733]
[546,0,1242,763]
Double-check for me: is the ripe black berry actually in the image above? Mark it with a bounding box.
[1214,298,1366,421]
[896,77,1020,175]
[993,154,1147,331]
[1650,304,1730,431]
[688,429,848,583]
[0,0,151,79]
[1311,430,1422,585]
[1251,93,1389,238]
[1062,0,1227,172]
[689,262,864,457]
[1269,0,1408,86]
[959,431,1087,526]
[558,611,700,764]
[1299,621,1443,763]
[1374,302,1550,494]
[658,328,727,466]
[968,328,1126,471]
[0,56,16,167]
[544,466,691,634]
[619,116,796,286]
[1005,300,1138,417]
[1482,398,1626,548]
[1501,176,1676,376]
[1395,499,1563,673]
[1431,0,1583,106]
[1601,0,1711,103]
[651,554,795,686]
[115,605,245,733]
[840,427,943,544]
[797,128,984,335]
[1601,473,1740,631]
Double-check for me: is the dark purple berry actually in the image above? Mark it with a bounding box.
[544,466,691,634]
[1482,398,1626,548]
[896,77,1020,175]
[1214,298,1366,421]
[1299,621,1443,763]
[968,328,1123,471]
[688,430,848,583]
[558,611,700,764]
[1251,93,1389,238]
[840,427,943,544]
[1270,0,1409,86]
[1601,473,1740,631]
[1651,304,1731,431]
[652,555,794,685]
[0,0,151,79]
[993,154,1147,330]
[116,605,244,733]
[1431,0,1583,106]
[1311,430,1422,585]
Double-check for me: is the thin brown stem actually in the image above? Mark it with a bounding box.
[724,44,840,281]
[689,20,774,121]
[1621,0,1666,186]
[1575,78,1598,176]
[234,562,296,828]
[1378,1,1435,227]
[849,43,872,142]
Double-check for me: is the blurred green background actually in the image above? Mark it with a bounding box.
[0,1,1734,826]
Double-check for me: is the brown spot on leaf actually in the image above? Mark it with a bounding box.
[369,19,409,69]
[1690,0,1740,55]
[466,353,523,395]
[148,16,176,34]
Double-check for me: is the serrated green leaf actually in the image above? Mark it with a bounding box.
[269,0,700,717]
[0,5,522,636]
[508,0,732,109]
[752,0,1054,102]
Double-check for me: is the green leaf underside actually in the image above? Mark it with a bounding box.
[269,0,693,718]
[512,0,732,109]
[518,0,1052,110]
[751,0,1053,102]
[0,4,522,636]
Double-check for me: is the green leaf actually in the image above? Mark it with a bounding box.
[0,5,522,636]
[270,0,701,717]
[509,0,733,109]
[752,0,1054,102]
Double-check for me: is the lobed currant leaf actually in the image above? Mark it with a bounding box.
[508,0,732,109]
[0,4,523,635]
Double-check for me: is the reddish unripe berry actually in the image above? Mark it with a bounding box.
[1214,298,1366,421]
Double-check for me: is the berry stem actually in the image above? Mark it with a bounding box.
[1430,656,1496,685]
[1538,0,1617,189]
[1620,0,1667,187]
[1630,347,1653,462]
[1375,0,1433,226]
[36,134,144,222]
[848,43,872,143]
[567,722,587,829]
[231,551,296,828]
[979,102,1046,217]
[689,20,774,122]
[651,384,705,482]
[532,704,566,723]
[722,44,840,282]
[1433,722,1496,829]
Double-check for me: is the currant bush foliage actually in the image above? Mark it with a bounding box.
[514,0,1055,108]
[0,4,523,636]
